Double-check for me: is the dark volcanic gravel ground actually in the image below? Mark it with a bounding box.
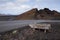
[0,22,60,40]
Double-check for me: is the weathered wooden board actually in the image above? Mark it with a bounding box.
[29,24,51,29]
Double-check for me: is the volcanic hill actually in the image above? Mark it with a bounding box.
[16,8,60,20]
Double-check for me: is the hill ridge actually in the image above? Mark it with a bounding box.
[16,8,60,20]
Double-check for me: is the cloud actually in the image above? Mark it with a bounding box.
[0,0,60,15]
[0,0,10,2]
[0,0,14,4]
[0,2,15,9]
[0,0,30,4]
[20,5,31,9]
[36,0,42,2]
[0,0,31,10]
[0,2,31,10]
[16,0,30,3]
[0,1,31,15]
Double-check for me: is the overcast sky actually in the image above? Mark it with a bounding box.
[0,0,60,15]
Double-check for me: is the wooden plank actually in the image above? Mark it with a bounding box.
[29,24,51,29]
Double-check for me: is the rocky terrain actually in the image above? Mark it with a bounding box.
[0,22,60,40]
[16,8,60,20]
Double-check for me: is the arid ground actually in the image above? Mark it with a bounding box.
[0,22,60,40]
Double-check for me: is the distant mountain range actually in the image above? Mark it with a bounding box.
[0,14,6,16]
[0,15,18,21]
[16,8,60,20]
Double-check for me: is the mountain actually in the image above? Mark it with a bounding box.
[16,8,38,20]
[16,8,60,20]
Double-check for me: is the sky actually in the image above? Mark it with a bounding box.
[0,0,60,15]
